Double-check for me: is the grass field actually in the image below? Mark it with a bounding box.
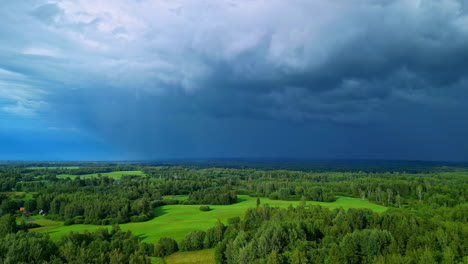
[162,195,190,200]
[27,166,80,170]
[2,192,35,201]
[56,170,145,180]
[39,195,387,244]
[12,193,34,201]
[21,215,63,232]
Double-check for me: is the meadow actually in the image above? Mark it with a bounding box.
[8,192,35,201]
[55,170,145,180]
[27,166,81,170]
[19,215,62,232]
[37,195,387,244]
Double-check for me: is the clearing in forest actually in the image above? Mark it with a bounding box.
[56,170,145,180]
[36,195,387,244]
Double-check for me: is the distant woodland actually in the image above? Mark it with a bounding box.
[0,161,466,263]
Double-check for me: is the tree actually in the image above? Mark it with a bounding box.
[278,188,291,200]
[0,214,18,236]
[267,250,283,264]
[129,250,150,264]
[359,189,366,200]
[341,236,360,264]
[417,185,423,201]
[386,188,393,205]
[395,194,402,208]
[204,221,226,248]
[376,186,382,203]
[0,231,57,263]
[157,237,178,256]
[180,230,206,251]
[109,250,126,264]
[443,246,455,264]
[255,222,287,258]
[256,198,261,208]
[291,249,308,264]
[419,249,436,264]
[325,243,342,264]
[299,195,306,207]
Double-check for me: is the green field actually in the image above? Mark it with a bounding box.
[27,166,80,170]
[39,195,386,244]
[162,195,189,200]
[2,192,35,201]
[21,215,62,232]
[56,170,145,180]
[12,193,34,201]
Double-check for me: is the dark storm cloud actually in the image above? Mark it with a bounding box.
[1,0,468,160]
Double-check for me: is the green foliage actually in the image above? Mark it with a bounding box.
[1,163,467,263]
[0,231,57,263]
[0,214,18,237]
[199,205,211,211]
[204,221,226,248]
[340,229,394,263]
[156,237,179,256]
[227,216,240,225]
[217,205,468,264]
[0,227,152,263]
[180,230,207,251]
[189,187,237,205]
[267,250,283,264]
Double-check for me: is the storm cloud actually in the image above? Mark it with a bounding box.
[1,0,468,160]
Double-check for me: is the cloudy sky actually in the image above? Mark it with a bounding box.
[1,0,468,161]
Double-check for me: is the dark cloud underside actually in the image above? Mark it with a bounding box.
[1,0,468,161]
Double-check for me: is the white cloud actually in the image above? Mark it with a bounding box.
[0,67,48,117]
[23,47,61,57]
[1,99,48,117]
[0,68,25,78]
[47,126,79,132]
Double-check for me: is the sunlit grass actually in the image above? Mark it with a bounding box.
[40,195,387,244]
[2,192,35,201]
[19,215,63,232]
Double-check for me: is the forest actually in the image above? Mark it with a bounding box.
[0,161,466,263]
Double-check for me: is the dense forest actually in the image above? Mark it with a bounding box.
[0,161,467,263]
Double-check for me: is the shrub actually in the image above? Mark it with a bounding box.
[154,244,164,257]
[157,237,179,256]
[199,205,211,211]
[130,214,149,222]
[269,192,280,200]
[74,216,85,225]
[163,199,180,205]
[63,219,74,226]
